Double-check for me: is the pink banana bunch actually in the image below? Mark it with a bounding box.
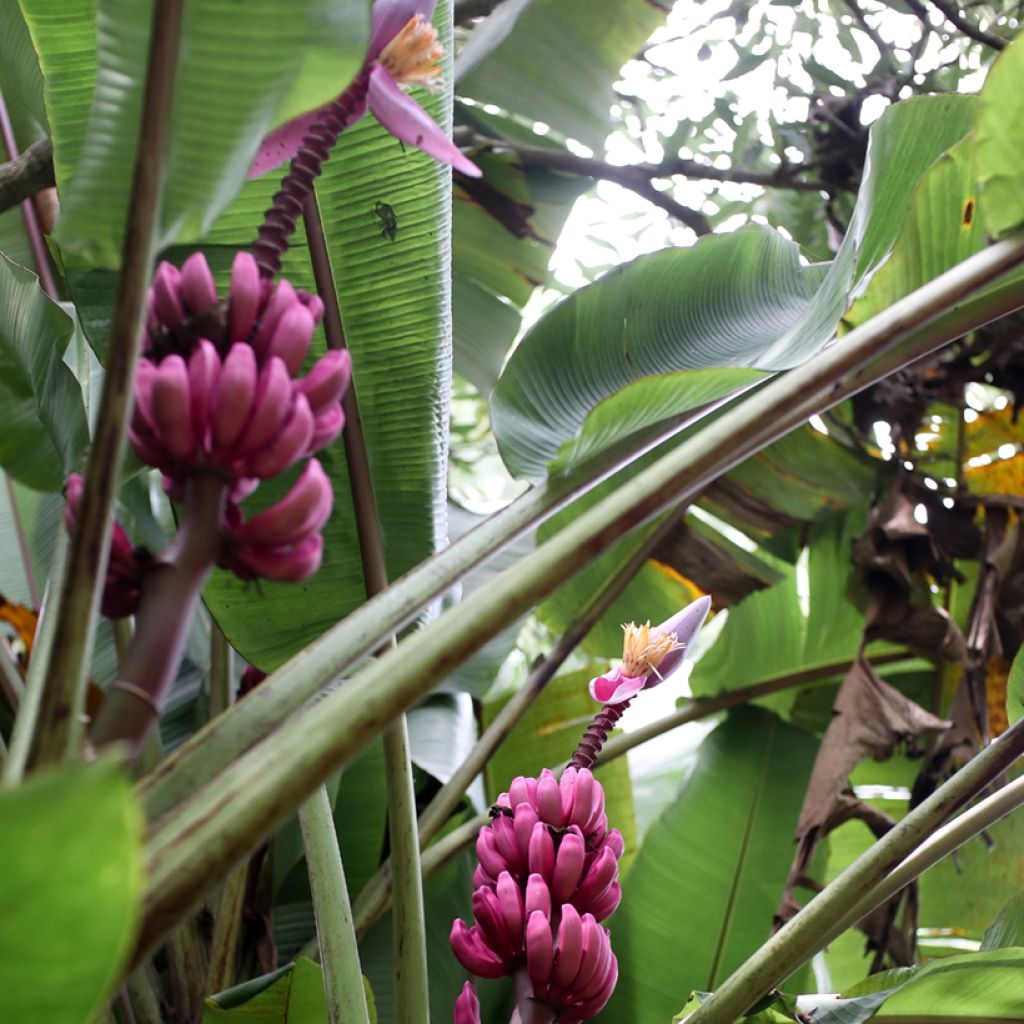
[220,459,333,582]
[64,474,144,618]
[450,767,622,1022]
[126,250,351,583]
[131,252,349,489]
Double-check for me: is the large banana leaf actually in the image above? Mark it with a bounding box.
[491,95,978,483]
[0,762,142,1024]
[0,254,88,490]
[976,37,1024,239]
[602,707,818,1023]
[20,0,369,268]
[0,4,48,148]
[455,0,665,151]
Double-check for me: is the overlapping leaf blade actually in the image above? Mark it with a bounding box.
[21,0,368,268]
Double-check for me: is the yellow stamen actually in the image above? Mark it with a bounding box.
[378,15,443,88]
[621,621,680,678]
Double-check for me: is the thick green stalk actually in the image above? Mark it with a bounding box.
[830,773,1024,951]
[135,239,1024,956]
[302,189,428,1024]
[298,786,371,1024]
[29,0,183,767]
[3,529,66,785]
[208,623,234,719]
[124,965,163,1024]
[139,409,718,818]
[205,865,248,994]
[682,716,1024,1024]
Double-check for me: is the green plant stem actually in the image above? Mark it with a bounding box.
[682,716,1024,1024]
[596,652,913,766]
[827,772,1024,956]
[166,919,207,1024]
[28,0,183,768]
[3,529,66,785]
[91,474,226,753]
[208,622,234,719]
[124,965,163,1024]
[298,786,371,1024]
[351,504,688,931]
[136,238,1024,958]
[302,189,428,1024]
[139,404,723,818]
[205,863,248,994]
[0,639,23,711]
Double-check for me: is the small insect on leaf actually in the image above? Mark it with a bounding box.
[963,198,975,227]
[373,201,398,242]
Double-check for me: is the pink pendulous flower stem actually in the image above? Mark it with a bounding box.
[251,67,371,279]
[90,473,227,753]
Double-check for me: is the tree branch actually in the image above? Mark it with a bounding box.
[464,132,828,233]
[0,137,54,215]
[926,0,1007,49]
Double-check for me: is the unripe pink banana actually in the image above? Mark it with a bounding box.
[299,349,352,415]
[536,770,564,826]
[573,846,618,912]
[234,533,323,582]
[180,252,218,314]
[233,460,332,547]
[449,921,508,979]
[454,982,481,1024]
[495,871,524,948]
[525,873,552,921]
[251,278,299,358]
[212,343,258,454]
[308,404,345,454]
[527,821,555,881]
[151,355,195,460]
[129,424,171,470]
[551,904,584,990]
[133,359,159,430]
[525,911,554,988]
[267,304,315,375]
[586,881,621,921]
[229,251,261,343]
[152,262,184,326]
[475,828,507,882]
[188,339,220,449]
[491,816,522,872]
[246,393,314,478]
[550,827,586,904]
[472,889,516,961]
[509,776,538,809]
[512,802,539,861]
[235,357,292,456]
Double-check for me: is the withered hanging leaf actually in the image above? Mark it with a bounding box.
[0,594,38,658]
[852,484,968,659]
[795,655,949,844]
[455,167,547,243]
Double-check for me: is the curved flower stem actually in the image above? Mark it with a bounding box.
[682,716,1024,1024]
[595,652,913,767]
[30,0,184,768]
[301,189,428,1024]
[298,786,372,1024]
[136,238,1024,957]
[251,67,370,278]
[91,474,226,753]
